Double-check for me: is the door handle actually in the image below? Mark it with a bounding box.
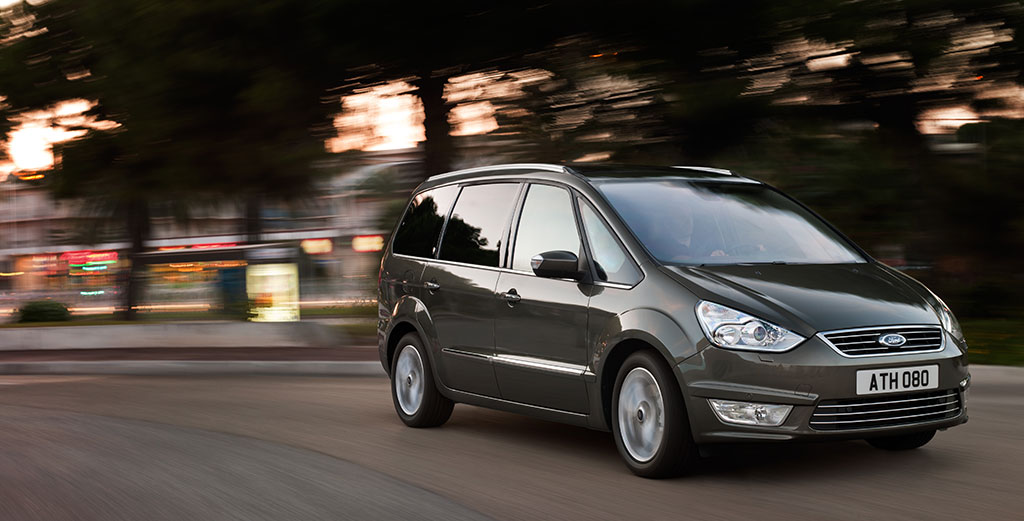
[501,289,521,304]
[424,280,440,291]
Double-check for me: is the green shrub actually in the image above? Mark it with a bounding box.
[17,300,72,323]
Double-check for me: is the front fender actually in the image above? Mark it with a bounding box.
[592,307,706,379]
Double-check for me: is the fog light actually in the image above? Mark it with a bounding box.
[708,399,793,426]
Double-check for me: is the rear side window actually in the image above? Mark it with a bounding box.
[439,183,519,267]
[392,185,459,258]
[580,201,641,285]
[512,184,581,272]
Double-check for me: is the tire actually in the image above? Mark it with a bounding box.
[390,332,453,428]
[866,429,936,451]
[611,350,697,478]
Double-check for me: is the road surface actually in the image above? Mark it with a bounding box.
[0,366,1020,520]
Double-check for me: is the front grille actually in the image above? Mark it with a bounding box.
[821,325,943,356]
[810,389,961,431]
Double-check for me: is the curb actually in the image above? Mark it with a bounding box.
[0,360,1016,380]
[0,361,387,377]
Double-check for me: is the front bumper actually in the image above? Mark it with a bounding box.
[677,332,969,443]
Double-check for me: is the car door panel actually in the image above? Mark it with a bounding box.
[493,273,591,413]
[492,183,592,413]
[423,182,521,397]
[421,262,501,396]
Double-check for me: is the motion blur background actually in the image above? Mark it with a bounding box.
[0,0,1021,362]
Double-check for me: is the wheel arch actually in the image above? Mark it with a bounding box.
[592,308,703,430]
[384,295,441,377]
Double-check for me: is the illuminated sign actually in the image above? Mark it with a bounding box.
[61,250,119,276]
[60,251,118,265]
[352,235,385,253]
[157,243,237,251]
[301,239,333,255]
[191,243,237,250]
[246,263,300,322]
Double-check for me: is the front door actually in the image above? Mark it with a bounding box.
[493,183,591,413]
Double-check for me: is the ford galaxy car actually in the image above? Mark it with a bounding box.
[377,164,969,478]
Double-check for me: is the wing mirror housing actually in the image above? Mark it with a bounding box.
[530,250,584,280]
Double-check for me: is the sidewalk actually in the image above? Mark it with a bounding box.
[0,320,362,350]
[0,346,379,362]
[0,346,385,377]
[0,319,384,376]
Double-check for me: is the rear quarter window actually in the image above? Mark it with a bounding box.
[392,185,459,258]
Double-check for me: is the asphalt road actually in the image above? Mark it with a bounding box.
[0,366,1021,521]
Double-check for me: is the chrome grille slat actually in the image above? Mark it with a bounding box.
[810,406,959,426]
[815,401,957,417]
[820,325,943,357]
[815,391,956,409]
[810,389,962,431]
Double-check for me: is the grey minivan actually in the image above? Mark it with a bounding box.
[377,164,969,478]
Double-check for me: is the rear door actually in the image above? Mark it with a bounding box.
[420,182,521,397]
[493,183,592,413]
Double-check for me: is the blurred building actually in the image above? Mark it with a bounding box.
[0,158,424,314]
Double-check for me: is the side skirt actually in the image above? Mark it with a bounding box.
[441,387,598,430]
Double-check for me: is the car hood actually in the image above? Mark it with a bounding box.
[661,262,941,334]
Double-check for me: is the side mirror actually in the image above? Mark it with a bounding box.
[530,250,583,280]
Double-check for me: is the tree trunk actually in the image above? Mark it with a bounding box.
[121,199,150,321]
[244,193,262,244]
[413,71,454,178]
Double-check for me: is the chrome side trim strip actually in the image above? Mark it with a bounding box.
[440,347,491,360]
[438,349,588,377]
[492,354,586,376]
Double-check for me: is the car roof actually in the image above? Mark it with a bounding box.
[422,163,759,190]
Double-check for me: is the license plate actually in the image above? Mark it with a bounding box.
[856,365,938,395]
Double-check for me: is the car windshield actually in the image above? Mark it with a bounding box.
[593,179,866,266]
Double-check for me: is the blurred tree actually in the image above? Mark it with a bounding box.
[0,0,340,318]
[330,1,581,177]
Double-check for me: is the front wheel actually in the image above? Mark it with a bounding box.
[866,429,936,450]
[611,351,697,478]
[390,333,453,428]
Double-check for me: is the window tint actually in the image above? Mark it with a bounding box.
[392,185,459,258]
[595,180,865,266]
[580,202,641,284]
[439,183,519,267]
[512,184,581,272]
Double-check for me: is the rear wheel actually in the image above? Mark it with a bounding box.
[611,351,697,478]
[391,333,453,428]
[866,429,936,450]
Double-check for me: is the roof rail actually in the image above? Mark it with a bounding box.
[671,165,733,176]
[426,163,565,182]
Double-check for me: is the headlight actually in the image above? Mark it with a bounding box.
[931,294,963,340]
[695,301,805,352]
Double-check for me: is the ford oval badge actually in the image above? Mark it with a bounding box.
[879,333,907,347]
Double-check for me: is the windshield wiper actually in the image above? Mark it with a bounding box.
[694,260,791,267]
